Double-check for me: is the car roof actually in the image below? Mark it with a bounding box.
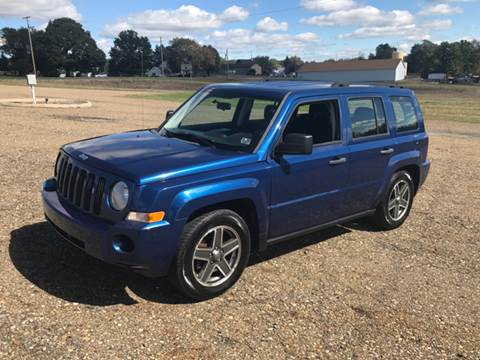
[206,80,413,98]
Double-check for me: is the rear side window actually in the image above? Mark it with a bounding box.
[348,97,388,139]
[390,96,419,132]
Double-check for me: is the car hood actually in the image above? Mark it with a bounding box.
[63,130,255,184]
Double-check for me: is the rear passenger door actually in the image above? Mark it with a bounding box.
[344,95,396,213]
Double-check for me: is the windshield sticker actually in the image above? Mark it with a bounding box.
[241,137,252,145]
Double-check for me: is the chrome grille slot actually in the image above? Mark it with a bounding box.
[55,152,107,217]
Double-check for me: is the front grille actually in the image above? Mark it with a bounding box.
[56,153,106,216]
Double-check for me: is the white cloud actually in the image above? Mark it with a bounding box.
[103,5,249,38]
[340,24,430,40]
[96,38,113,55]
[302,6,414,27]
[301,0,357,12]
[218,5,249,22]
[0,0,81,21]
[418,3,463,16]
[422,19,453,29]
[339,18,453,40]
[256,17,288,32]
[207,28,320,58]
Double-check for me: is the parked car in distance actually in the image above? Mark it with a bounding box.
[42,81,430,299]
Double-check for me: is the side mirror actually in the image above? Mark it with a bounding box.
[165,110,175,121]
[275,133,313,156]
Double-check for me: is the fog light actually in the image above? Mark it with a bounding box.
[112,235,134,253]
[43,178,57,192]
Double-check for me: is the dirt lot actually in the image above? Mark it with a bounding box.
[0,84,479,359]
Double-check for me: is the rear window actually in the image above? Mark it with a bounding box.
[348,97,388,139]
[390,96,419,132]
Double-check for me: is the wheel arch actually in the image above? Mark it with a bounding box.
[169,178,268,252]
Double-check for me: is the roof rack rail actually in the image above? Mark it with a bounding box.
[330,81,405,89]
[331,82,350,88]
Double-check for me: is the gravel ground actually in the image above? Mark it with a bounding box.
[0,85,479,359]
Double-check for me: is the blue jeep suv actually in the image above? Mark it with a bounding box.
[42,81,430,299]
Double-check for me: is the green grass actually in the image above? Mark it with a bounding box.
[127,91,193,102]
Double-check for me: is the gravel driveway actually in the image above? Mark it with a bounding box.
[0,85,479,359]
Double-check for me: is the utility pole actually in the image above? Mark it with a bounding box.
[225,49,229,79]
[160,37,165,76]
[22,16,36,75]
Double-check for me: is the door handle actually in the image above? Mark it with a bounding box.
[329,157,347,165]
[380,148,394,155]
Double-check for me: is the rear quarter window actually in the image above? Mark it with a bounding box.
[390,96,419,133]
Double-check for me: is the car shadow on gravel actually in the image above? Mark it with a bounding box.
[10,221,351,306]
[9,222,190,306]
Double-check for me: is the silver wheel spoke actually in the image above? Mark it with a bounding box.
[393,184,399,198]
[193,248,211,261]
[394,205,400,219]
[399,198,409,209]
[213,227,223,248]
[217,258,231,277]
[399,184,408,197]
[222,238,240,255]
[199,262,216,283]
[388,199,396,211]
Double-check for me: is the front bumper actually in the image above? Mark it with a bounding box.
[42,183,183,277]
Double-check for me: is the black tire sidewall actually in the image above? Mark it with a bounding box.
[173,210,251,300]
[382,171,414,228]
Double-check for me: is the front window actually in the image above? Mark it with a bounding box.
[160,88,283,152]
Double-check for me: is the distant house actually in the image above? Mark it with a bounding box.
[298,59,408,82]
[229,60,262,76]
[146,67,163,77]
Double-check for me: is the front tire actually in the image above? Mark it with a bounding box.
[169,209,251,300]
[372,171,415,230]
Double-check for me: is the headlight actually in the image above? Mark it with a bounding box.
[110,181,129,211]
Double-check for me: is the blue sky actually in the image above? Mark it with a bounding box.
[1,0,479,60]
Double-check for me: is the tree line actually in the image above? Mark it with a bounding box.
[1,17,479,78]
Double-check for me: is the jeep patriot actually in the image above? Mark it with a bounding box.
[43,81,430,299]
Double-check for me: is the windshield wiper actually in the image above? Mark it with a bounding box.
[164,129,217,148]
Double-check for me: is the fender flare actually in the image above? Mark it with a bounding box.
[169,178,268,239]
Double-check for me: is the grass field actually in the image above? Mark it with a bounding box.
[128,80,480,124]
[1,75,479,123]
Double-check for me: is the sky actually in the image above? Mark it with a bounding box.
[1,0,479,61]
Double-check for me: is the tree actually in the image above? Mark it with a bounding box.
[458,40,480,74]
[0,27,36,75]
[166,38,201,74]
[253,56,274,75]
[109,30,153,76]
[283,56,304,74]
[198,45,220,76]
[407,40,438,77]
[38,18,106,76]
[435,42,462,75]
[374,43,397,59]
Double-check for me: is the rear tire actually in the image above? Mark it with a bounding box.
[169,209,251,300]
[372,171,414,230]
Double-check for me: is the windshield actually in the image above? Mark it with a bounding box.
[160,88,283,152]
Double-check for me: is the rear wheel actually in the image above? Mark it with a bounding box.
[169,209,250,300]
[372,171,414,230]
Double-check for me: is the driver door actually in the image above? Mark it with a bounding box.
[268,97,350,240]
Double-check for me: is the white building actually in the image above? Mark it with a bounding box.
[297,59,408,82]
